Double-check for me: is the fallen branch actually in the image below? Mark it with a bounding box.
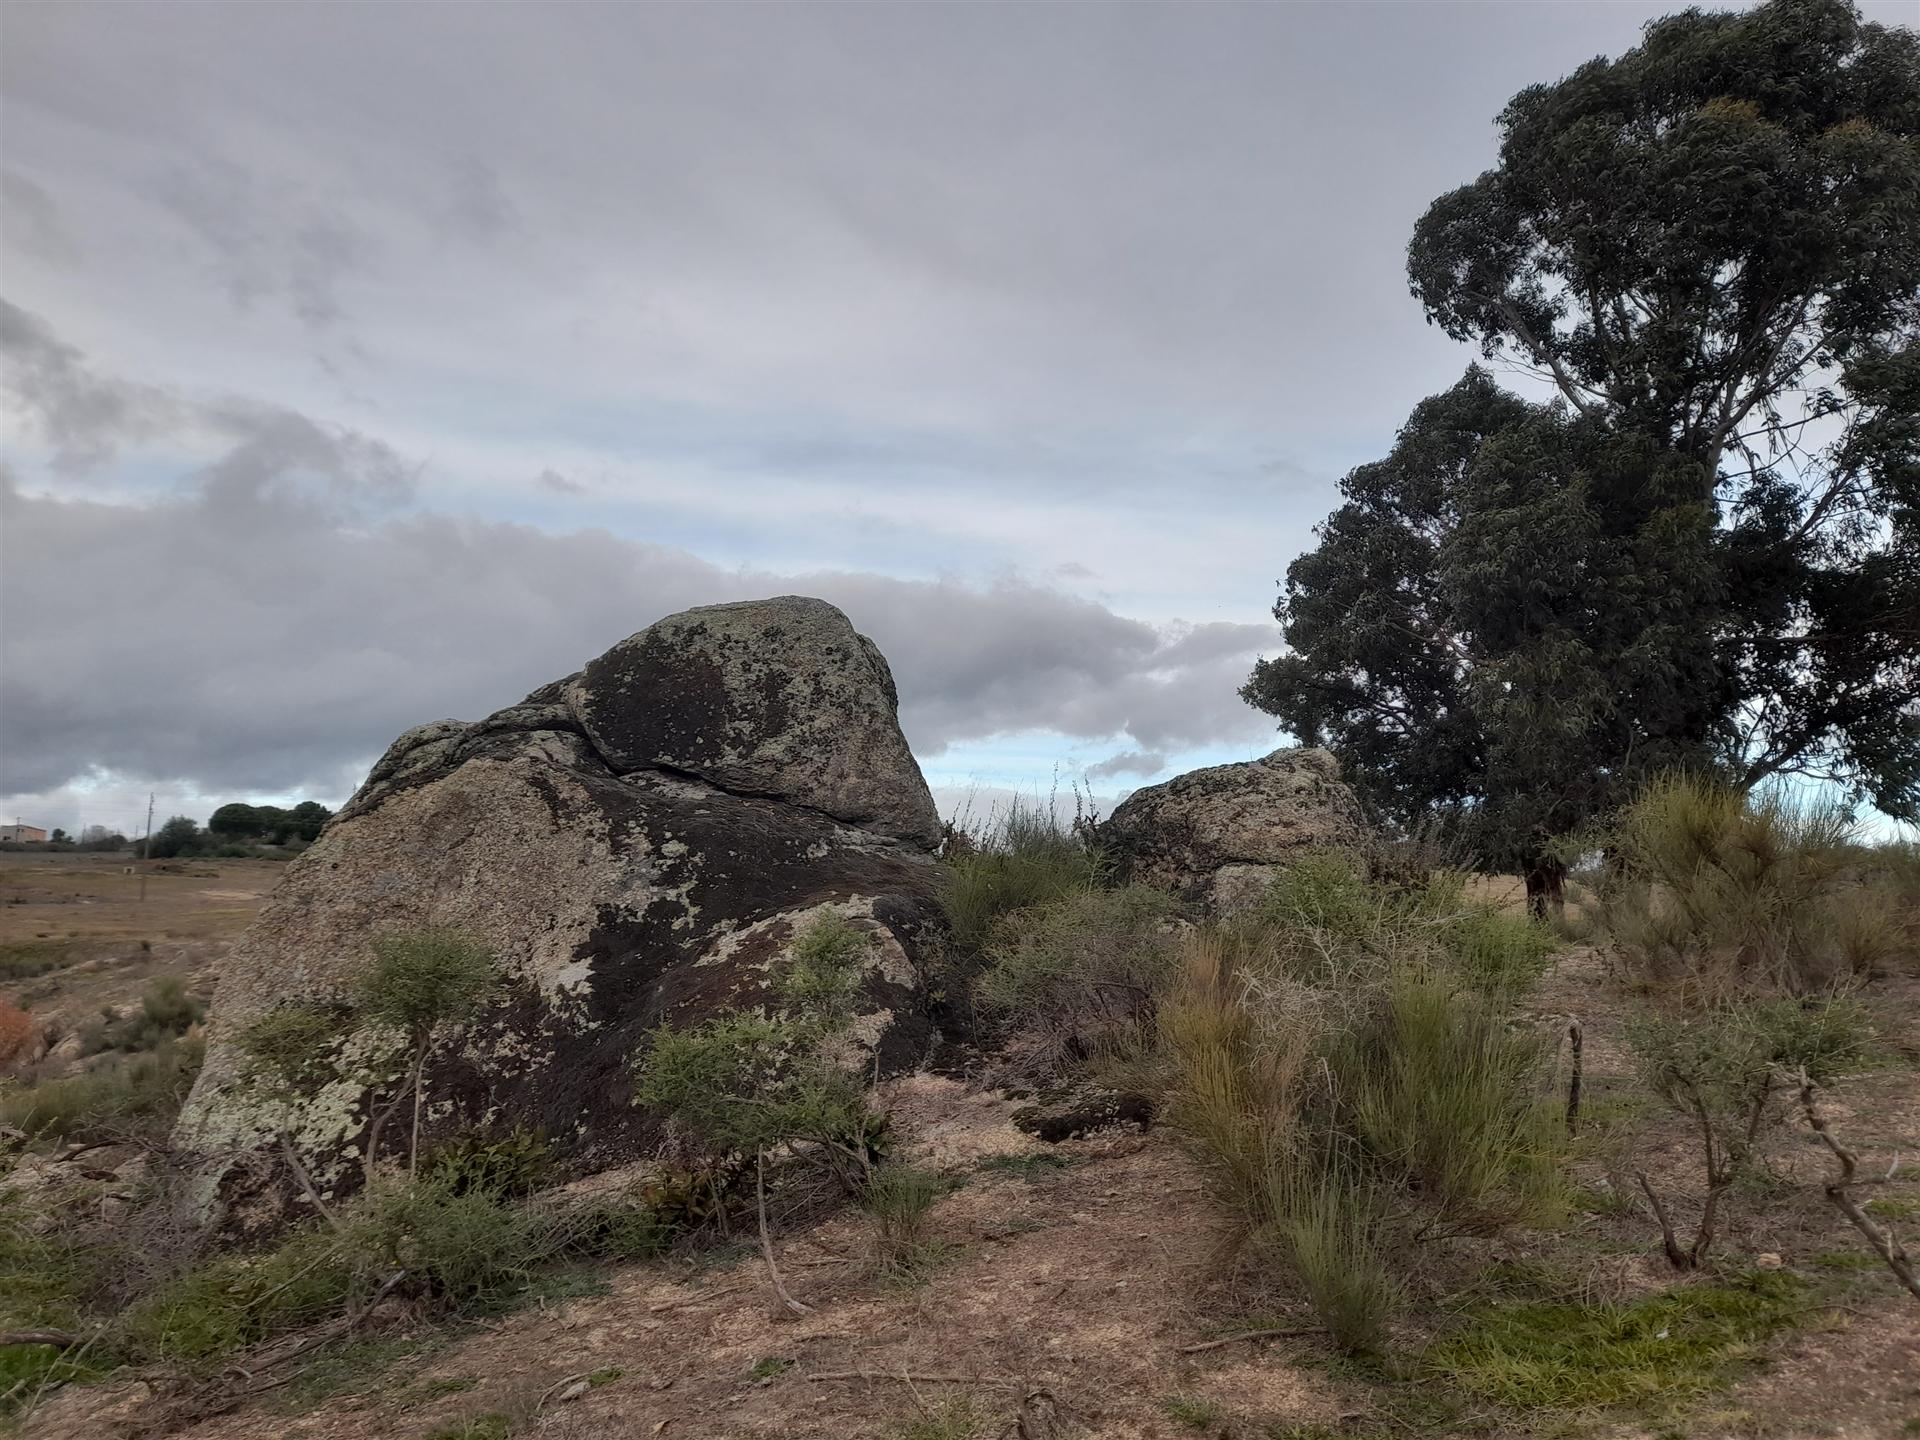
[1177,1326,1321,1354]
[1798,1075,1920,1302]
[0,1330,84,1350]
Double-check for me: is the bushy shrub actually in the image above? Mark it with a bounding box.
[1626,995,1873,1268]
[83,977,206,1054]
[1331,972,1564,1231]
[634,1014,874,1178]
[1604,773,1898,998]
[0,1036,204,1142]
[939,798,1102,956]
[123,1226,358,1364]
[634,914,884,1193]
[975,885,1181,1076]
[421,1127,553,1199]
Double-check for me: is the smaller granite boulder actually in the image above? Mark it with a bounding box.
[1097,747,1368,911]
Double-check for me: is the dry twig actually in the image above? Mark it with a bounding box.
[1797,1074,1920,1302]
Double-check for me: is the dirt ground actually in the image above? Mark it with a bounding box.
[0,852,278,1032]
[9,863,1920,1439]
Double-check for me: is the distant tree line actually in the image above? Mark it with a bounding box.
[145,802,334,859]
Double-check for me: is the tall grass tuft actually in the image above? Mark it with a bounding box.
[1152,857,1563,1354]
[939,797,1101,956]
[1604,773,1898,998]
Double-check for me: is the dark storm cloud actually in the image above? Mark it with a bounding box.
[0,307,1270,797]
[0,470,1273,798]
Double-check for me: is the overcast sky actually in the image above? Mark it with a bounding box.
[5,1,1910,838]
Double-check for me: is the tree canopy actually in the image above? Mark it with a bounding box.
[1248,0,1920,896]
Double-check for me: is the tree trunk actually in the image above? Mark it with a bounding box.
[1524,855,1567,924]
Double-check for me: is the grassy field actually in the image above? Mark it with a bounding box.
[0,852,278,1030]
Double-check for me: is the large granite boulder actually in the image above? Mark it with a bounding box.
[1097,747,1368,912]
[175,596,944,1230]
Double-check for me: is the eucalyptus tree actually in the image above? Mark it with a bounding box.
[1249,0,1920,910]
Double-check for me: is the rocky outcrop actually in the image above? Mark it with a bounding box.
[1096,747,1367,912]
[175,596,944,1229]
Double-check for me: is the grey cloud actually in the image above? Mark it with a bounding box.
[535,468,586,496]
[151,159,369,329]
[1086,749,1167,782]
[0,170,79,264]
[0,299,182,472]
[439,154,519,241]
[1,447,1273,800]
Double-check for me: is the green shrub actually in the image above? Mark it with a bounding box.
[122,1226,358,1364]
[1435,906,1559,997]
[779,912,873,1014]
[421,1127,553,1199]
[862,1164,945,1275]
[975,884,1180,1076]
[635,1013,871,1161]
[1264,1151,1399,1356]
[939,798,1101,955]
[1626,996,1873,1267]
[0,1036,204,1142]
[1155,861,1565,1357]
[634,914,888,1193]
[83,977,206,1054]
[1605,773,1897,998]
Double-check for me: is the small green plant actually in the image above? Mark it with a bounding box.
[354,928,500,1180]
[747,1356,793,1381]
[82,978,206,1054]
[1162,1394,1226,1429]
[939,797,1101,956]
[779,912,872,1014]
[421,1127,552,1199]
[890,1394,990,1440]
[863,1164,946,1275]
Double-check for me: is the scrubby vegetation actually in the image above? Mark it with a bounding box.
[1150,856,1565,1353]
[1603,774,1904,999]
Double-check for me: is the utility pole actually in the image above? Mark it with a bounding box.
[138,793,155,903]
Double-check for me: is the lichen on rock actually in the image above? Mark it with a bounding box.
[174,596,945,1231]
